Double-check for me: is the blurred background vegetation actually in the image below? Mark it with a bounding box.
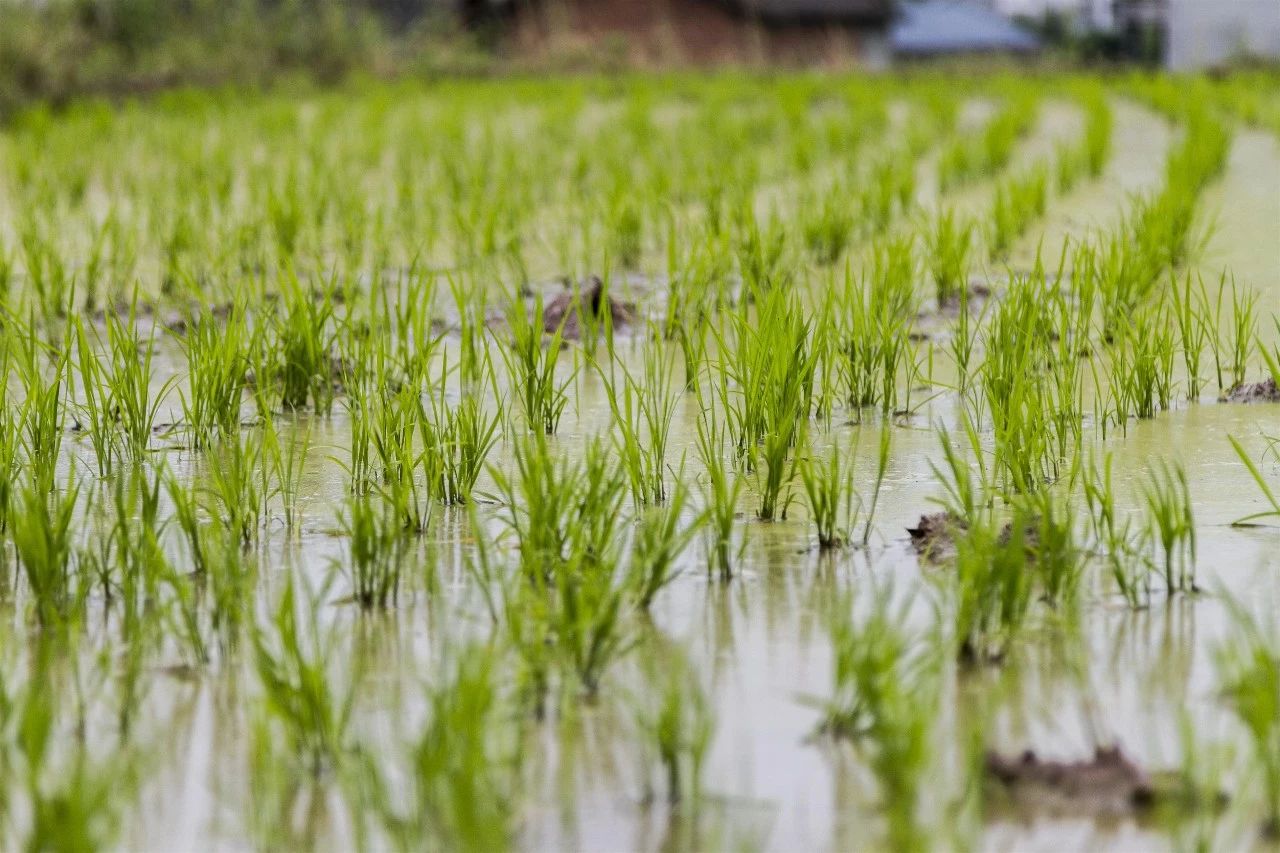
[0,0,495,120]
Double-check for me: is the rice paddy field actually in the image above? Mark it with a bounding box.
[0,69,1278,851]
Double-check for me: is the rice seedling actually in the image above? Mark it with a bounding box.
[799,437,858,550]
[836,238,916,414]
[1141,459,1197,595]
[926,209,972,308]
[503,293,574,435]
[694,406,745,583]
[206,427,272,548]
[1228,435,1280,527]
[11,471,82,627]
[271,272,338,414]
[1213,592,1280,838]
[1082,452,1151,608]
[178,305,251,449]
[1171,272,1211,400]
[1216,277,1257,394]
[599,332,679,505]
[419,393,502,507]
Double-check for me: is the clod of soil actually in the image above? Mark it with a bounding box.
[907,511,964,562]
[542,275,636,340]
[985,746,1156,818]
[1224,377,1280,403]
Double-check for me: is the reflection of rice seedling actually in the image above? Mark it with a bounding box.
[338,491,405,610]
[628,479,702,610]
[811,587,938,851]
[253,575,353,774]
[1213,593,1280,837]
[634,650,715,806]
[374,643,522,851]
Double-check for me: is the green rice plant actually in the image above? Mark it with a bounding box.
[253,574,354,775]
[694,406,744,583]
[799,437,857,550]
[1108,306,1176,424]
[71,318,118,476]
[988,165,1048,259]
[1082,89,1113,178]
[926,209,972,307]
[178,306,251,449]
[981,272,1075,492]
[1082,452,1151,608]
[271,272,338,414]
[1141,459,1197,595]
[97,307,175,460]
[1213,593,1280,838]
[206,427,272,548]
[599,333,679,505]
[263,414,311,534]
[952,509,1036,663]
[11,472,82,627]
[1260,316,1280,387]
[1228,435,1280,527]
[503,293,574,435]
[1217,277,1257,393]
[419,393,501,507]
[627,479,702,610]
[802,181,855,265]
[375,642,522,852]
[634,649,715,807]
[337,491,405,609]
[810,587,938,851]
[837,239,916,414]
[1171,272,1211,400]
[1019,488,1085,609]
[15,324,70,490]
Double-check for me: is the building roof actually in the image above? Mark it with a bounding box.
[735,0,894,23]
[890,0,1041,54]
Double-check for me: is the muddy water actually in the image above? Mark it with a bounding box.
[20,95,1280,852]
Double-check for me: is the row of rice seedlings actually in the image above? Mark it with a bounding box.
[979,267,1082,493]
[988,164,1048,259]
[1213,593,1280,839]
[937,91,1039,191]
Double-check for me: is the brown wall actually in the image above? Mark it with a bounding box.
[510,0,876,67]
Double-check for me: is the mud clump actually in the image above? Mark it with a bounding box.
[1224,377,1280,404]
[907,512,964,562]
[542,275,636,341]
[985,746,1155,819]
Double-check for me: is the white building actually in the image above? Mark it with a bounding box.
[1163,0,1280,70]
